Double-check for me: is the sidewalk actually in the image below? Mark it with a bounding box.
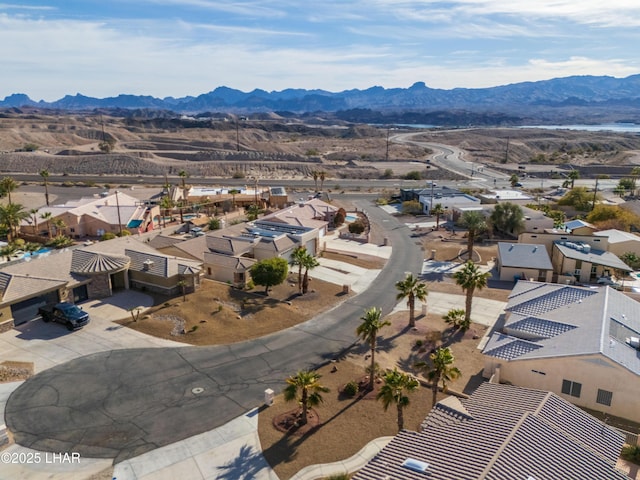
[113,409,278,480]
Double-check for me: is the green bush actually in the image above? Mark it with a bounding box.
[622,445,640,464]
[343,381,359,397]
[101,232,117,241]
[348,221,365,234]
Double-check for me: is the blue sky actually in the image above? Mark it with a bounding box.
[2,1,640,101]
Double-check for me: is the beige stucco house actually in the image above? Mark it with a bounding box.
[155,199,337,288]
[21,191,160,239]
[0,236,201,330]
[483,280,640,423]
[551,240,631,282]
[496,242,553,282]
[594,229,640,257]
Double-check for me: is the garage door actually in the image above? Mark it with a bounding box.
[11,291,60,325]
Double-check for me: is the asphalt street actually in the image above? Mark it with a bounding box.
[5,199,423,464]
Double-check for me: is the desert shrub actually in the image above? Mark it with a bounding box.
[343,381,359,397]
[326,474,350,480]
[101,232,116,241]
[401,200,423,215]
[348,221,365,234]
[622,445,640,464]
[404,170,422,180]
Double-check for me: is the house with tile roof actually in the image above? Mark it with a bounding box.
[354,382,629,480]
[0,236,201,329]
[20,191,160,239]
[154,199,337,288]
[496,242,553,282]
[482,280,640,423]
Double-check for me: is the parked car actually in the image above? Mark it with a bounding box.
[596,276,623,290]
[38,302,90,330]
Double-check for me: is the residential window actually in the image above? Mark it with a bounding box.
[596,389,613,406]
[562,379,582,398]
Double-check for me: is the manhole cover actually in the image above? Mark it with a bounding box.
[192,387,205,395]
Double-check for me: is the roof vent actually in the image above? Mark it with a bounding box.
[626,337,640,350]
[143,259,154,271]
[402,458,429,473]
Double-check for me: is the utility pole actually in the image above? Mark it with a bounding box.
[236,118,240,152]
[385,128,390,162]
[115,190,123,236]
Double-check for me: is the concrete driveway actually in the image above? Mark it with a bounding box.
[0,291,184,374]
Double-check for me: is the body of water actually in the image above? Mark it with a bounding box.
[519,123,640,133]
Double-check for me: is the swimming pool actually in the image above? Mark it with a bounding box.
[345,214,358,222]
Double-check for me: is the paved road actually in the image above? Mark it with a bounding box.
[5,200,423,464]
[391,132,509,183]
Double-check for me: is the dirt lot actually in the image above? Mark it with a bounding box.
[118,274,353,346]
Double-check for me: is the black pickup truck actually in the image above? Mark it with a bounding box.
[38,302,90,330]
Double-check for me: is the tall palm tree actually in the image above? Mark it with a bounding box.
[0,203,28,241]
[395,273,428,328]
[431,203,445,229]
[376,368,419,431]
[415,347,461,408]
[283,370,329,426]
[229,189,240,210]
[312,170,319,191]
[319,171,326,191]
[290,246,307,294]
[159,195,174,228]
[453,261,491,326]
[40,211,53,239]
[0,176,19,205]
[29,208,39,235]
[178,170,189,223]
[39,170,50,206]
[356,307,390,391]
[460,210,487,262]
[301,252,319,294]
[568,169,580,189]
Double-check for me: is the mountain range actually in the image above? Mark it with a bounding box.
[3,75,640,124]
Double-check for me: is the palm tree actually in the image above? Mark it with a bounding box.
[52,217,66,237]
[568,169,580,189]
[319,171,326,191]
[40,211,53,239]
[460,210,487,262]
[376,368,419,431]
[431,203,445,229]
[40,170,50,206]
[442,308,469,331]
[395,273,428,328]
[0,203,28,241]
[29,208,39,235]
[356,307,391,391]
[0,176,19,205]
[229,189,240,210]
[453,261,491,326]
[283,370,329,426]
[301,252,319,294]
[415,347,461,408]
[312,170,319,191]
[159,195,174,228]
[290,246,307,294]
[178,170,189,223]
